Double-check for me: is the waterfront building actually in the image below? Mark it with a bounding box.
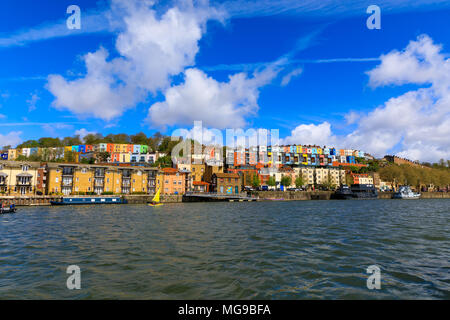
[351,173,374,185]
[46,163,158,195]
[0,161,39,196]
[193,181,209,192]
[158,168,187,195]
[211,173,241,194]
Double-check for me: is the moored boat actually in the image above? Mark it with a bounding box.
[0,207,16,214]
[392,186,421,199]
[331,185,353,200]
[51,196,127,205]
[332,184,378,199]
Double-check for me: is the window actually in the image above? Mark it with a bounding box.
[55,177,59,183]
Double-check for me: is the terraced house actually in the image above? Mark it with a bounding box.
[0,161,40,196]
[46,163,158,195]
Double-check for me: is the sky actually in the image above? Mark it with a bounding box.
[0,0,450,162]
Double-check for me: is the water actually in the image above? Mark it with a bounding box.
[0,200,449,299]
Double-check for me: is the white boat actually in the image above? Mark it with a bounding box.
[393,186,421,199]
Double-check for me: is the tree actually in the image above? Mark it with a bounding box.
[267,176,276,187]
[280,175,292,188]
[155,155,173,168]
[295,175,305,188]
[97,152,110,163]
[251,174,261,189]
[130,132,148,145]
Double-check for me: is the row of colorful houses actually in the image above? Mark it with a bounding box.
[1,143,151,161]
[226,145,366,167]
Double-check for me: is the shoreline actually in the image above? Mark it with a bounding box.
[1,191,449,206]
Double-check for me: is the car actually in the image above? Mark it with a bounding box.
[261,185,269,191]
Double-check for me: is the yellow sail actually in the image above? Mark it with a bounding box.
[152,188,161,203]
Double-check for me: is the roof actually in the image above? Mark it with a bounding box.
[193,181,210,186]
[162,167,178,174]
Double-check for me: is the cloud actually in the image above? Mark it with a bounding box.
[0,114,5,119]
[0,131,22,148]
[147,66,278,129]
[222,0,450,18]
[75,128,97,139]
[0,9,110,48]
[282,122,337,146]
[47,0,224,120]
[26,93,40,112]
[283,35,450,162]
[281,68,303,86]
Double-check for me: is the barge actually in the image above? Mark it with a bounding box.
[50,196,127,205]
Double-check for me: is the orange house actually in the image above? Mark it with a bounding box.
[160,168,187,195]
[107,144,115,153]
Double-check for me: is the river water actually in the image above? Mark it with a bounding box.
[0,199,449,299]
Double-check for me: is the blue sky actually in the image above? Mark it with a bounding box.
[1,0,450,162]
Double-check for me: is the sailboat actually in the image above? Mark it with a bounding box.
[148,188,163,207]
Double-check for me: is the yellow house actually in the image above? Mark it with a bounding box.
[46,163,158,195]
[7,149,17,161]
[0,161,39,196]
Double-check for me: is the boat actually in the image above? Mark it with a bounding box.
[350,184,378,199]
[331,185,353,200]
[331,184,378,199]
[392,186,421,199]
[50,196,127,205]
[0,206,16,214]
[148,188,163,207]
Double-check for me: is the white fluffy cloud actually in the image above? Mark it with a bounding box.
[47,0,224,120]
[147,67,278,129]
[283,35,450,162]
[0,131,22,148]
[75,128,97,139]
[282,122,336,146]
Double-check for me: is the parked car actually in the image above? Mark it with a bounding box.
[261,185,269,191]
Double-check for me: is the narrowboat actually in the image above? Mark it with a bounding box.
[51,196,127,205]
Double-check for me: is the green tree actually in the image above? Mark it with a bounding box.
[97,152,110,163]
[267,176,276,187]
[280,175,292,188]
[295,175,305,188]
[251,174,261,189]
[155,155,173,168]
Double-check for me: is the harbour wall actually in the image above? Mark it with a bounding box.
[1,192,449,206]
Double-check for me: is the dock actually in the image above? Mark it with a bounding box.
[183,192,259,202]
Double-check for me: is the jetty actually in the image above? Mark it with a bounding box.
[183,192,259,202]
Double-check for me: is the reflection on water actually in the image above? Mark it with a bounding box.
[0,199,449,299]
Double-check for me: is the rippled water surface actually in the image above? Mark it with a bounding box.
[0,200,449,299]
